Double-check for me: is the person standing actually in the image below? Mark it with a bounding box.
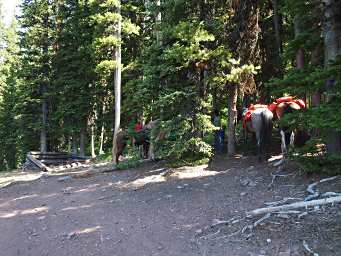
[218,125,226,152]
[213,110,222,152]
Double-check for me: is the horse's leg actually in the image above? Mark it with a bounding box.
[149,142,155,160]
[256,131,262,161]
[280,130,287,155]
[143,143,148,158]
[138,145,143,158]
[244,128,248,144]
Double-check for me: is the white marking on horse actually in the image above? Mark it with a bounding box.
[280,130,287,154]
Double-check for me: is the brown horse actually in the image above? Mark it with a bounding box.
[115,129,128,163]
[274,98,309,155]
[115,120,169,162]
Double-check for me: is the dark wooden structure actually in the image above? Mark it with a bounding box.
[22,151,90,172]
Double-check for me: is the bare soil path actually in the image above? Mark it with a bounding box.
[0,156,340,256]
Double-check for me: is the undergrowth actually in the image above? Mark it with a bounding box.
[290,139,341,174]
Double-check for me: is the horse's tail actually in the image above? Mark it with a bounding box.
[260,110,273,146]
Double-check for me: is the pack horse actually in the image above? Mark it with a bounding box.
[243,104,274,161]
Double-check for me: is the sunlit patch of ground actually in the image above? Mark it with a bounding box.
[0,171,43,188]
[116,164,227,190]
[0,161,119,189]
[0,206,49,219]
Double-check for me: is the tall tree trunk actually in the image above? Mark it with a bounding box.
[294,15,306,103]
[156,0,161,44]
[91,125,96,158]
[40,12,49,153]
[112,2,122,164]
[323,0,341,153]
[294,16,305,69]
[311,44,323,106]
[79,127,86,157]
[226,0,260,155]
[99,97,107,155]
[227,84,238,155]
[272,0,282,74]
[99,123,105,155]
[72,133,77,155]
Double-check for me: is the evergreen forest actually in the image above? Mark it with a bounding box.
[0,0,341,172]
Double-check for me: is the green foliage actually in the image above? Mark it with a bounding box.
[290,139,341,174]
[152,117,213,161]
[115,145,142,169]
[94,151,113,162]
[270,55,341,136]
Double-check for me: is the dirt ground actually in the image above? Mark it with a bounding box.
[0,156,340,256]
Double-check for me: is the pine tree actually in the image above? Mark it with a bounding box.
[0,11,20,170]
[52,0,95,156]
[18,0,54,153]
[91,0,140,161]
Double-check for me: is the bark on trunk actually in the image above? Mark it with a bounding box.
[112,2,122,164]
[99,101,106,155]
[323,0,341,153]
[227,84,238,156]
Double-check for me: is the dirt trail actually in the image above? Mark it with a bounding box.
[0,156,340,256]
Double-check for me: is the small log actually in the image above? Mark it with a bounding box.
[36,155,73,160]
[247,196,341,216]
[39,159,73,165]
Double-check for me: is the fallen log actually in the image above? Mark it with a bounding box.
[23,152,90,172]
[27,154,52,172]
[247,196,341,217]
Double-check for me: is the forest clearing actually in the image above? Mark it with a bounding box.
[1,157,340,256]
[0,0,341,255]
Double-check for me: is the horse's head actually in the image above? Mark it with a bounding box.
[275,97,306,119]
